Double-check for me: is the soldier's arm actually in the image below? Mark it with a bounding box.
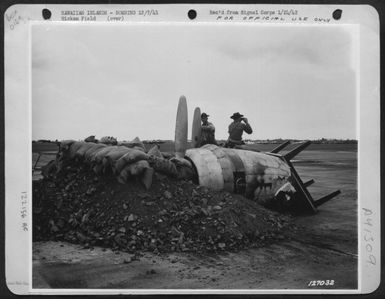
[202,123,215,132]
[243,122,253,134]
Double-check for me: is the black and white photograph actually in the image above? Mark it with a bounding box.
[3,3,381,295]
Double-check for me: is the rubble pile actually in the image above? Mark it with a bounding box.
[33,161,293,253]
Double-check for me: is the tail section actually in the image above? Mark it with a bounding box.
[270,140,290,153]
[284,140,311,160]
[270,141,341,214]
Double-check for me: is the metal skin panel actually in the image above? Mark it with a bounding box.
[208,145,235,192]
[185,147,224,190]
[186,145,292,200]
[227,148,290,199]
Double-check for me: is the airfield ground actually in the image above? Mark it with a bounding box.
[32,142,357,289]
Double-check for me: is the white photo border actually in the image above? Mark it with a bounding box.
[4,3,380,295]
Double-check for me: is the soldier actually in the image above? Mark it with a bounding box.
[225,112,253,148]
[200,113,217,146]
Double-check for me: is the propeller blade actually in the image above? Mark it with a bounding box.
[175,95,188,158]
[191,107,201,148]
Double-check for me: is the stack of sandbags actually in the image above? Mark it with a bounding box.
[119,136,146,152]
[84,135,97,143]
[57,141,194,190]
[57,141,150,187]
[99,136,118,145]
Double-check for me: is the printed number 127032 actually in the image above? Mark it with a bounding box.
[308,280,334,287]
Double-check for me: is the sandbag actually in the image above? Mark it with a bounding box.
[84,143,107,161]
[57,140,76,161]
[69,142,87,159]
[84,135,96,142]
[170,157,193,168]
[148,156,178,177]
[141,167,154,190]
[75,142,98,159]
[170,157,194,180]
[114,149,149,174]
[147,145,163,158]
[91,146,118,164]
[133,146,146,152]
[120,137,146,151]
[131,137,146,150]
[118,160,150,183]
[119,142,135,149]
[99,136,118,145]
[102,146,131,170]
[161,152,173,159]
[59,140,76,152]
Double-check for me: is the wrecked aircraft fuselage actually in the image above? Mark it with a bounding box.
[175,96,340,214]
[184,142,340,213]
[186,144,291,201]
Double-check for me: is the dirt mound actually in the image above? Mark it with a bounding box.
[33,162,293,253]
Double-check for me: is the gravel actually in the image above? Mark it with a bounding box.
[33,161,293,253]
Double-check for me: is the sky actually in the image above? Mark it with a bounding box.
[32,23,357,141]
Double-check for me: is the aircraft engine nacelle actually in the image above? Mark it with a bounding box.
[186,144,292,204]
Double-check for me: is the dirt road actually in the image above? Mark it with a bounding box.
[33,147,357,290]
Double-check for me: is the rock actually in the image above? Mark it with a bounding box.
[163,191,172,199]
[51,225,59,233]
[33,156,292,255]
[127,214,135,222]
[216,262,224,266]
[141,167,154,190]
[159,209,168,216]
[146,269,156,275]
